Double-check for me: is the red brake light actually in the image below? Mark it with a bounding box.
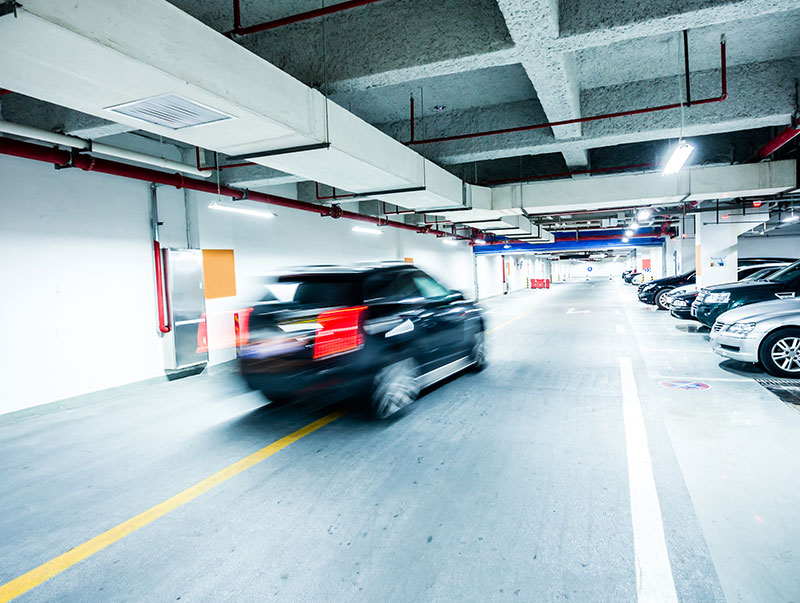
[313,306,367,359]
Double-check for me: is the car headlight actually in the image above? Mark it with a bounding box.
[725,322,756,337]
[642,283,656,291]
[704,292,730,304]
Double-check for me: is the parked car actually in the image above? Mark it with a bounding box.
[642,261,791,311]
[669,290,700,320]
[663,263,789,312]
[622,270,640,284]
[237,263,485,418]
[692,260,800,328]
[638,270,695,309]
[710,298,800,378]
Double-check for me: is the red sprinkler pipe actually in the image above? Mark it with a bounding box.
[484,162,654,185]
[408,37,727,146]
[0,137,484,244]
[228,0,381,37]
[0,89,12,96]
[153,240,170,333]
[746,125,800,162]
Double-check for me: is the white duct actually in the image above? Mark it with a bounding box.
[0,1,465,210]
[0,120,210,177]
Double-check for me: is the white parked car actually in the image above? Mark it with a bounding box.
[710,298,800,378]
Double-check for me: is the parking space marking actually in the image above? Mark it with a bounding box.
[0,407,350,603]
[619,357,679,603]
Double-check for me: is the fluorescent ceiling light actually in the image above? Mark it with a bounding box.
[442,238,458,246]
[208,202,275,218]
[352,226,383,236]
[622,237,630,243]
[637,209,652,220]
[473,239,487,246]
[503,244,511,249]
[663,141,694,175]
[625,229,634,237]
[782,214,799,223]
[630,221,639,230]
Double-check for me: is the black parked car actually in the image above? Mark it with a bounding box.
[638,270,696,309]
[692,260,800,328]
[238,264,485,418]
[669,290,699,320]
[668,265,787,321]
[623,270,640,284]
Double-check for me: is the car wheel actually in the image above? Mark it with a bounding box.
[370,358,420,419]
[655,289,673,311]
[469,331,487,372]
[759,328,800,378]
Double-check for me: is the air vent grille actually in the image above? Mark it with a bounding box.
[107,94,233,130]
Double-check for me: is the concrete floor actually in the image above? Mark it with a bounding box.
[1,279,799,602]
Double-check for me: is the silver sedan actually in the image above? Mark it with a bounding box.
[710,298,800,378]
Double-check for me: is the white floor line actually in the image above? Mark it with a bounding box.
[617,323,626,334]
[649,375,753,383]
[619,356,679,603]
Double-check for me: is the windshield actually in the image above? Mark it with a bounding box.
[742,267,779,281]
[261,276,362,307]
[766,260,800,284]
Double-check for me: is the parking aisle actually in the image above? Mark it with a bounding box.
[0,280,769,602]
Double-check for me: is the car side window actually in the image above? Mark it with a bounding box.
[412,273,450,300]
[364,271,423,302]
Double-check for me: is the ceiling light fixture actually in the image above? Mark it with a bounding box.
[352,226,384,236]
[503,244,511,249]
[624,229,634,237]
[662,141,695,175]
[473,239,487,246]
[622,237,630,243]
[208,202,276,218]
[442,238,458,246]
[637,209,652,221]
[630,221,639,230]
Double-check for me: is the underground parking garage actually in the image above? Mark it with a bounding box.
[1,0,800,600]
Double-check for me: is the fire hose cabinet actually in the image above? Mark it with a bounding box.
[161,248,208,371]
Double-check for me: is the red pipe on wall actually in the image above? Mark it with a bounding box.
[228,0,381,37]
[152,240,171,333]
[0,89,13,96]
[408,38,727,146]
[0,137,481,243]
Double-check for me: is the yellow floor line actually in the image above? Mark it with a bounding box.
[486,306,536,334]
[0,407,349,603]
[2,303,535,602]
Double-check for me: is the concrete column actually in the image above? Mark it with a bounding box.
[695,210,769,288]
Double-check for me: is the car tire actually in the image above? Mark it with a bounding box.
[655,288,673,311]
[759,328,800,379]
[370,358,420,419]
[469,331,487,372]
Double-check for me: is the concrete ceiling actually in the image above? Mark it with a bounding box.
[0,0,798,223]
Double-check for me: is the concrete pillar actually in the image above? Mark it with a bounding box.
[695,211,769,288]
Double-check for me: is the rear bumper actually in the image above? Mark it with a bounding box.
[238,349,373,401]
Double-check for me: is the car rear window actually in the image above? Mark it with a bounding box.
[262,277,362,307]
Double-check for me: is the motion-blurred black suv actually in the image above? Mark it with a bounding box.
[692,260,800,327]
[238,264,485,418]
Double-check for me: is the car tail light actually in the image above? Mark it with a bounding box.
[313,306,367,359]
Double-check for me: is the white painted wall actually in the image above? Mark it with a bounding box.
[475,253,549,299]
[0,152,474,414]
[738,225,800,259]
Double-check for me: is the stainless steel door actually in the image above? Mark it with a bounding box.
[164,249,208,370]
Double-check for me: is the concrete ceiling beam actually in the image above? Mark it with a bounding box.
[405,57,797,165]
[221,164,306,188]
